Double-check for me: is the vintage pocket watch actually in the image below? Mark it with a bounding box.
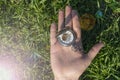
[56,27,76,46]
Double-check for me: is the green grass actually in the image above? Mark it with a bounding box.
[0,0,120,80]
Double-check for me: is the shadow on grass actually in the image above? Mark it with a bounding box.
[69,0,118,80]
[70,0,113,52]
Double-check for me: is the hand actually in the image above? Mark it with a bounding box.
[50,6,104,80]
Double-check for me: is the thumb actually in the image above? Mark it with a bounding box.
[87,42,104,60]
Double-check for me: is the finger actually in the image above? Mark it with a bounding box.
[87,42,104,60]
[58,10,64,31]
[65,6,72,28]
[50,23,57,45]
[72,10,81,42]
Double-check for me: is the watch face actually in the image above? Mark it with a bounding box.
[56,28,76,46]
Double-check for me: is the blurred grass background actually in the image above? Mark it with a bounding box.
[0,0,120,80]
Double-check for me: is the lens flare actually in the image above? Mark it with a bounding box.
[0,66,13,80]
[0,55,23,80]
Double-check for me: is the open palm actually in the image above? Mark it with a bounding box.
[50,6,104,80]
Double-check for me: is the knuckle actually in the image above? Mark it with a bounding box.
[91,47,97,53]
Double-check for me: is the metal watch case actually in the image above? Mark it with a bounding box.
[56,28,76,46]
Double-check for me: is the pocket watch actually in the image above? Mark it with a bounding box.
[56,27,76,47]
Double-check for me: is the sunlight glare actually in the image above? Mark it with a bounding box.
[0,66,12,80]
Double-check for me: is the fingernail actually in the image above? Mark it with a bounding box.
[67,5,71,8]
[99,41,105,47]
[51,23,56,26]
[59,10,64,15]
[66,5,72,9]
[59,9,64,11]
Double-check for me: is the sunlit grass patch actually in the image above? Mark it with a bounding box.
[0,0,120,80]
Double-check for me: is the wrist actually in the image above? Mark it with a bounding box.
[54,76,79,80]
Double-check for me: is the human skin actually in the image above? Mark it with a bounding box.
[50,6,104,80]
